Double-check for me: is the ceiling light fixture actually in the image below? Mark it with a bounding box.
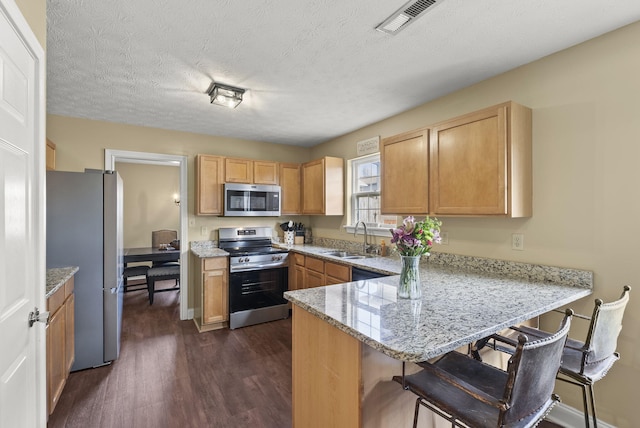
[207,82,245,108]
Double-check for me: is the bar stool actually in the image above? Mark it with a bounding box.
[122,265,149,292]
[145,264,180,305]
[485,286,631,428]
[393,309,573,428]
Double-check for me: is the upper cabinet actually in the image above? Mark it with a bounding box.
[380,101,532,218]
[280,163,302,215]
[254,161,279,185]
[302,156,344,216]
[224,158,279,185]
[224,158,253,183]
[429,102,532,217]
[46,139,56,171]
[381,128,429,215]
[196,155,224,216]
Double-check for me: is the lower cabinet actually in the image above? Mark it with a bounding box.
[293,254,352,289]
[46,275,75,416]
[193,255,228,332]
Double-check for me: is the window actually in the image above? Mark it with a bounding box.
[351,154,380,225]
[347,153,397,237]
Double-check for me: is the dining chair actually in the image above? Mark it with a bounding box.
[122,264,149,292]
[151,229,179,267]
[393,309,573,428]
[483,286,630,428]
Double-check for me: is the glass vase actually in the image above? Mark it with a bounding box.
[398,255,421,299]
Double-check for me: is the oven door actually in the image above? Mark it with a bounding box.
[229,267,288,314]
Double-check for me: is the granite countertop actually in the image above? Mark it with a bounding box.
[190,240,229,258]
[284,246,593,363]
[46,267,79,298]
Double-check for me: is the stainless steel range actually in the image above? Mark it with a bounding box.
[219,227,289,329]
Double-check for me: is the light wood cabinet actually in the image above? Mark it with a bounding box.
[46,275,75,416]
[46,139,56,170]
[302,156,344,215]
[430,101,532,217]
[298,254,351,288]
[196,155,224,215]
[325,261,351,285]
[254,160,279,185]
[225,158,254,183]
[289,253,305,291]
[193,255,228,332]
[381,128,429,215]
[280,163,302,215]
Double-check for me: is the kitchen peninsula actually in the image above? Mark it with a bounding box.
[284,253,592,427]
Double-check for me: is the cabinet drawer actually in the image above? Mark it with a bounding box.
[47,286,65,315]
[325,262,350,282]
[204,257,227,271]
[293,253,305,266]
[305,256,324,273]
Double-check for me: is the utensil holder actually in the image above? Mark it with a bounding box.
[284,231,295,246]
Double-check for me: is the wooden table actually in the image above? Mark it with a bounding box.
[123,247,180,265]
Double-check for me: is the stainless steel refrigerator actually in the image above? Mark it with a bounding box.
[46,170,124,371]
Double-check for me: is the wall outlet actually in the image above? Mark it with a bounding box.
[188,218,195,227]
[512,233,524,251]
[440,232,449,245]
[201,226,208,237]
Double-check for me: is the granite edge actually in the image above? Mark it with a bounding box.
[46,266,79,298]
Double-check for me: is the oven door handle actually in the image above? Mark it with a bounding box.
[231,261,287,272]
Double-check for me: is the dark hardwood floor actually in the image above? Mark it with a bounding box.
[48,282,292,428]
[48,281,565,428]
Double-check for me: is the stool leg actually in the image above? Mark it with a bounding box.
[148,278,155,305]
[588,384,598,428]
[413,397,421,428]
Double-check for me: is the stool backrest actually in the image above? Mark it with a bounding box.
[500,310,573,426]
[584,285,631,368]
[152,229,177,248]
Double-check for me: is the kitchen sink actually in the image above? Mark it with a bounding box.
[321,250,376,259]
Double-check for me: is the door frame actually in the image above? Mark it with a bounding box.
[104,149,190,320]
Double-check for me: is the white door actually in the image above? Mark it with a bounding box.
[0,0,46,426]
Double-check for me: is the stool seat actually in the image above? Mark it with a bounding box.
[146,265,180,304]
[123,265,150,292]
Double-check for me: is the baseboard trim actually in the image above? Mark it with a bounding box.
[546,403,616,427]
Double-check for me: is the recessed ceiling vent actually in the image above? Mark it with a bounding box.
[375,0,444,35]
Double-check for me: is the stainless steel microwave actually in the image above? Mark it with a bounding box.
[223,183,281,216]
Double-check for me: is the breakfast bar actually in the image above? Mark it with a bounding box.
[284,257,593,427]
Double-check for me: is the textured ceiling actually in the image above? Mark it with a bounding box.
[46,0,640,147]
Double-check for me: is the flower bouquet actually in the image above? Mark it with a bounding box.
[390,216,442,299]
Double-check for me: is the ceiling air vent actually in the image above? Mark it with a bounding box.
[375,0,444,35]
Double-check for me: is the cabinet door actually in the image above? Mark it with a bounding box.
[47,307,66,415]
[225,158,253,183]
[254,160,279,184]
[305,269,325,289]
[280,163,301,215]
[381,128,429,214]
[302,157,344,215]
[202,269,228,324]
[325,262,350,283]
[294,265,306,290]
[430,105,507,215]
[65,293,75,373]
[196,155,224,215]
[302,158,325,214]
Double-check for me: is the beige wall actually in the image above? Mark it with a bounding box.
[46,116,312,243]
[45,18,640,425]
[15,0,46,49]
[116,162,180,248]
[311,21,640,426]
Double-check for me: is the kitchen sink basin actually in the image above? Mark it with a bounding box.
[321,250,376,259]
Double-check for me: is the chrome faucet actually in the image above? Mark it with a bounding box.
[354,221,371,254]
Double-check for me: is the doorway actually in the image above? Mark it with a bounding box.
[104,149,189,320]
